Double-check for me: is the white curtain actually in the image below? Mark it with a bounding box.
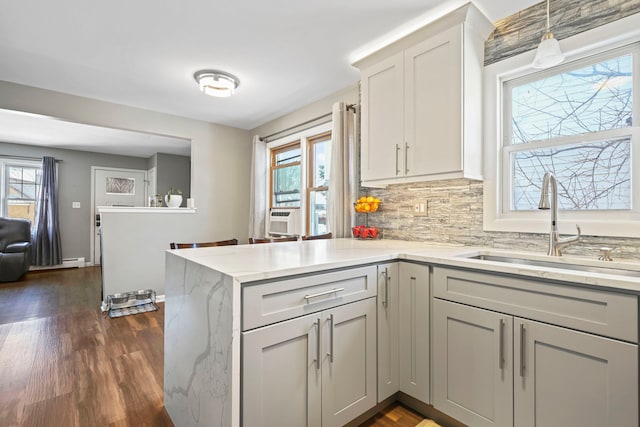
[327,102,357,238]
[249,135,268,238]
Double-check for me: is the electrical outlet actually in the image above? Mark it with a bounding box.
[72,202,81,209]
[412,200,428,216]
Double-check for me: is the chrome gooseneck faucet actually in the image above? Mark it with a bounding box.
[538,172,581,256]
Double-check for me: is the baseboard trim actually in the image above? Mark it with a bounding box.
[30,257,86,271]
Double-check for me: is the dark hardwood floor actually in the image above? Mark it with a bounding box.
[0,267,431,427]
[0,267,172,427]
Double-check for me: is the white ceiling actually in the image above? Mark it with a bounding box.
[0,109,191,158]
[0,0,538,156]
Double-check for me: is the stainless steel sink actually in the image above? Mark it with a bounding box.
[461,254,640,278]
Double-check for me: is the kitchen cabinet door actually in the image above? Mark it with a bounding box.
[322,298,377,427]
[514,318,638,427]
[377,262,399,401]
[404,25,462,179]
[360,52,404,184]
[398,262,429,403]
[242,314,321,427]
[433,299,513,427]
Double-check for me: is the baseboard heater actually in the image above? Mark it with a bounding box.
[30,257,86,271]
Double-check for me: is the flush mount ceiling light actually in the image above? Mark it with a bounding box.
[532,0,565,69]
[194,70,240,97]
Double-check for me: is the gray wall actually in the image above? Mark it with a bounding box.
[156,153,190,206]
[0,81,252,248]
[0,141,150,262]
[251,84,359,138]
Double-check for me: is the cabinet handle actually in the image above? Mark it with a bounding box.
[405,142,409,174]
[520,323,526,377]
[395,144,401,175]
[499,318,505,370]
[315,318,321,370]
[385,270,391,308]
[304,287,345,302]
[328,314,335,363]
[381,268,389,307]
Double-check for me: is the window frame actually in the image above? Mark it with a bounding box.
[267,122,332,235]
[483,13,640,238]
[0,158,43,230]
[269,141,302,208]
[306,131,331,235]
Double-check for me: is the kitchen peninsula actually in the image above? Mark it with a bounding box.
[164,239,640,427]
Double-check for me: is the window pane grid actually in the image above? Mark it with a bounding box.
[504,47,636,214]
[307,132,331,234]
[4,163,42,225]
[511,138,631,211]
[509,53,633,145]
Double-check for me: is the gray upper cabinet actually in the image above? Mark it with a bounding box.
[354,3,492,188]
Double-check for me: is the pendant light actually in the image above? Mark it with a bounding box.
[532,0,565,69]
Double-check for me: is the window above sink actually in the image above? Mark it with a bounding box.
[483,13,640,238]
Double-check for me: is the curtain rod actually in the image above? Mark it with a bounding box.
[261,103,356,142]
[0,154,62,162]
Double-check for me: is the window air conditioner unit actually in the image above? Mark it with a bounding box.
[267,208,301,237]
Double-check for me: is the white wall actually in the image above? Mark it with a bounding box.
[0,81,252,245]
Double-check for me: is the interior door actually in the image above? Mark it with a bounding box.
[92,167,147,264]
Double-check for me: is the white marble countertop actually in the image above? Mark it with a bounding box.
[168,238,640,294]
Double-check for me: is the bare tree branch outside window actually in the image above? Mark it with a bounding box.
[508,53,633,211]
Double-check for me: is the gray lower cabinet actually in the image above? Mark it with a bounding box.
[433,266,639,427]
[377,262,399,401]
[514,317,638,427]
[243,297,377,427]
[398,262,429,403]
[433,299,513,427]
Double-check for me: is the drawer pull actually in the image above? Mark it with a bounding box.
[304,287,345,302]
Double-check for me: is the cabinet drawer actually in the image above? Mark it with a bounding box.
[243,266,377,330]
[433,267,638,342]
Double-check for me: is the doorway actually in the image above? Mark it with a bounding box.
[91,166,148,265]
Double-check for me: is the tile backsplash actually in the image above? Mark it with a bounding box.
[485,0,640,65]
[360,179,640,261]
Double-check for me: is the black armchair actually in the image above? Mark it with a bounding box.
[0,217,32,282]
